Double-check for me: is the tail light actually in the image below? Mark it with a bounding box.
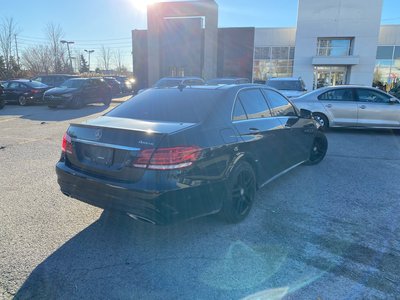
[61,133,73,154]
[31,89,40,94]
[133,146,202,170]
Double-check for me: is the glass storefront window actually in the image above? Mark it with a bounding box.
[317,38,353,56]
[374,46,400,87]
[313,66,348,89]
[253,46,294,81]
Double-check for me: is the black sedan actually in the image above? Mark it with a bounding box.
[44,78,112,108]
[0,83,4,109]
[1,80,49,106]
[56,85,327,224]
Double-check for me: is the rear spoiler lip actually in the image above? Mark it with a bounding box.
[70,116,197,135]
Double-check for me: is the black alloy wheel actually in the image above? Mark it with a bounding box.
[305,132,328,165]
[313,113,329,131]
[220,161,256,223]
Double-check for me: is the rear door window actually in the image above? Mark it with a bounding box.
[237,89,272,119]
[262,89,297,117]
[318,89,355,101]
[232,100,247,121]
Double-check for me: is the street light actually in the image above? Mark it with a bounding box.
[84,49,95,72]
[60,40,74,73]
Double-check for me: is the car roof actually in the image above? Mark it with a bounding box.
[267,77,302,81]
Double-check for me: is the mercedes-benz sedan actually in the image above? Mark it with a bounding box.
[56,85,327,225]
[292,85,400,130]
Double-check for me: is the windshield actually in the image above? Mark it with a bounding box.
[60,79,85,88]
[266,80,303,91]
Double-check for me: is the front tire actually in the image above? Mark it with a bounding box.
[219,161,256,223]
[70,97,83,109]
[18,96,28,106]
[304,132,328,165]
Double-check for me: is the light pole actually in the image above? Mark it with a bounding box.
[60,40,74,73]
[84,49,95,72]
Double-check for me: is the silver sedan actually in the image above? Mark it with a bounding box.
[291,85,400,130]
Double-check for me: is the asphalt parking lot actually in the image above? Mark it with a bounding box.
[1,102,400,299]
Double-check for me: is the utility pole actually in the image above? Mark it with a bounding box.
[84,49,95,72]
[60,40,74,73]
[14,34,20,69]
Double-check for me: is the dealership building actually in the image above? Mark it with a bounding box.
[132,0,400,91]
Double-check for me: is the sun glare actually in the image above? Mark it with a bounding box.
[132,0,157,13]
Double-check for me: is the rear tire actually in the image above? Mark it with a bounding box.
[18,96,28,106]
[0,100,4,109]
[70,97,83,109]
[219,161,256,223]
[313,113,329,131]
[304,131,328,165]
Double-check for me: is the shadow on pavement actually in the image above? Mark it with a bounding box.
[14,201,400,299]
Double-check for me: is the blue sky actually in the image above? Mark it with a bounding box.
[1,0,399,69]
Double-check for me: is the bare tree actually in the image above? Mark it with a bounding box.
[99,45,112,71]
[0,17,18,73]
[114,49,123,73]
[45,23,66,73]
[21,45,52,74]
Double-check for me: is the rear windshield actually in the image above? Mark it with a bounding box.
[266,80,303,91]
[60,79,85,88]
[106,88,223,123]
[154,79,182,88]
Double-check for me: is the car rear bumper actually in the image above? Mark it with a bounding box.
[56,162,226,224]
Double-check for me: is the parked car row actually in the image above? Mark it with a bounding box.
[0,75,137,109]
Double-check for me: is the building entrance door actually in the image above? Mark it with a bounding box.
[313,66,348,89]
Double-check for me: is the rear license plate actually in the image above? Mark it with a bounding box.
[83,145,114,166]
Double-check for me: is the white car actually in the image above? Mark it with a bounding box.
[291,85,400,130]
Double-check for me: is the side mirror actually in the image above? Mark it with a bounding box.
[300,108,312,119]
[389,97,400,104]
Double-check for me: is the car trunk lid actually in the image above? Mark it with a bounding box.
[65,116,196,181]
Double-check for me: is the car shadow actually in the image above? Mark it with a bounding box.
[14,176,400,299]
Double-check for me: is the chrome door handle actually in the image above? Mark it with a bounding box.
[249,128,260,133]
[326,104,332,108]
[360,105,366,109]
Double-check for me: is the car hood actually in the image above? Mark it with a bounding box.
[45,87,78,95]
[278,90,307,98]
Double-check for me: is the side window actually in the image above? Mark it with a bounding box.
[8,82,19,89]
[34,77,42,82]
[318,89,354,101]
[237,89,271,119]
[263,89,297,117]
[232,100,247,121]
[356,89,391,103]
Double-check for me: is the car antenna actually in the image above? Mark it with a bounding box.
[178,83,186,92]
